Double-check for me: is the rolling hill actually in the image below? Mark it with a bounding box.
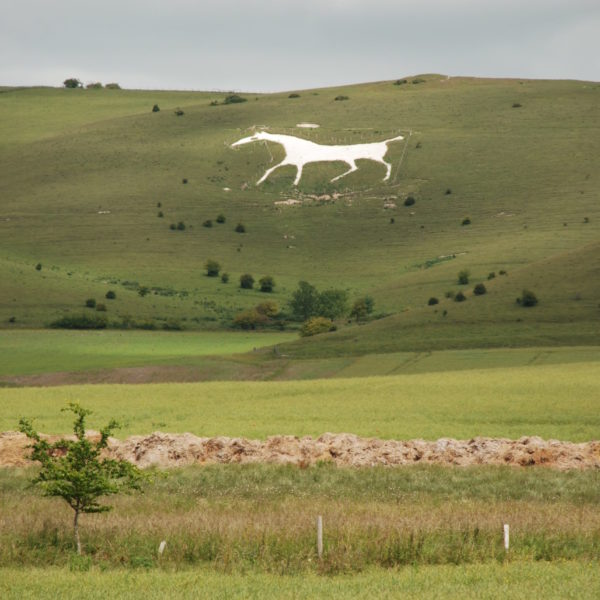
[1,76,598,355]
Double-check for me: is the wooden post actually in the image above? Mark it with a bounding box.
[503,524,510,551]
[317,515,323,559]
[158,540,167,556]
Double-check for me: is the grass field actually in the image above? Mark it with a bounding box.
[1,465,599,580]
[2,561,599,599]
[1,328,599,383]
[0,329,295,377]
[2,361,598,440]
[1,78,598,354]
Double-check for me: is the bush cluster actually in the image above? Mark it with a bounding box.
[50,314,107,329]
[349,296,375,321]
[205,260,221,277]
[300,316,336,337]
[289,281,349,321]
[457,270,470,285]
[224,94,247,104]
[240,274,254,289]
[518,289,538,307]
[232,300,280,330]
[259,276,275,293]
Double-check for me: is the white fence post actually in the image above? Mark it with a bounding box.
[317,516,323,559]
[503,524,510,551]
[158,540,167,556]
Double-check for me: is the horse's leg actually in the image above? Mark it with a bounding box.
[382,160,392,181]
[293,162,304,186]
[331,160,358,182]
[256,161,286,185]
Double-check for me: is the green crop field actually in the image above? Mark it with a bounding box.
[2,361,598,440]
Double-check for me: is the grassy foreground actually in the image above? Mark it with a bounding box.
[1,465,599,573]
[1,562,599,599]
[2,362,598,440]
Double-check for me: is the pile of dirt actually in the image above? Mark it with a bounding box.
[2,431,599,470]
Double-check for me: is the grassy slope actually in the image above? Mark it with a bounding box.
[2,361,598,440]
[1,77,598,355]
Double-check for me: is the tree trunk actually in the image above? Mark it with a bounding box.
[74,508,81,555]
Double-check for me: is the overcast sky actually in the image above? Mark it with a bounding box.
[2,0,599,91]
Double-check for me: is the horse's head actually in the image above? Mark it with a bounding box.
[231,131,269,148]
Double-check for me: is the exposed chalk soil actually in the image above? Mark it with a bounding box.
[1,431,599,470]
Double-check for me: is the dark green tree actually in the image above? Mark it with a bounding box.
[318,289,349,320]
[259,275,275,293]
[240,273,254,289]
[18,404,146,555]
[63,78,82,88]
[289,281,320,320]
[205,259,221,277]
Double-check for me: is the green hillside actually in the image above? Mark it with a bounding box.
[1,77,598,353]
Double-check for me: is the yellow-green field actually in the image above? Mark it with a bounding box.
[1,562,599,599]
[2,362,598,440]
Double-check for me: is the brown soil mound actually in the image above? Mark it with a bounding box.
[2,432,599,470]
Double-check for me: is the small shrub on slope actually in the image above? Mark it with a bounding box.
[300,317,336,337]
[519,289,538,307]
[240,274,254,289]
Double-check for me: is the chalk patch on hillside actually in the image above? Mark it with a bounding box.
[296,123,320,128]
[231,131,404,185]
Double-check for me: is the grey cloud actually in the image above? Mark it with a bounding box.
[1,0,598,90]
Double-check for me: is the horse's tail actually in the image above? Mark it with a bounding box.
[385,134,405,144]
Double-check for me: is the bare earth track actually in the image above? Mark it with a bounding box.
[1,431,598,470]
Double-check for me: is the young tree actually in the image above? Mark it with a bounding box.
[18,404,146,555]
[349,296,375,321]
[240,273,254,289]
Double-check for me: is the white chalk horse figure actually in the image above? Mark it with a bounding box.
[231,131,404,186]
